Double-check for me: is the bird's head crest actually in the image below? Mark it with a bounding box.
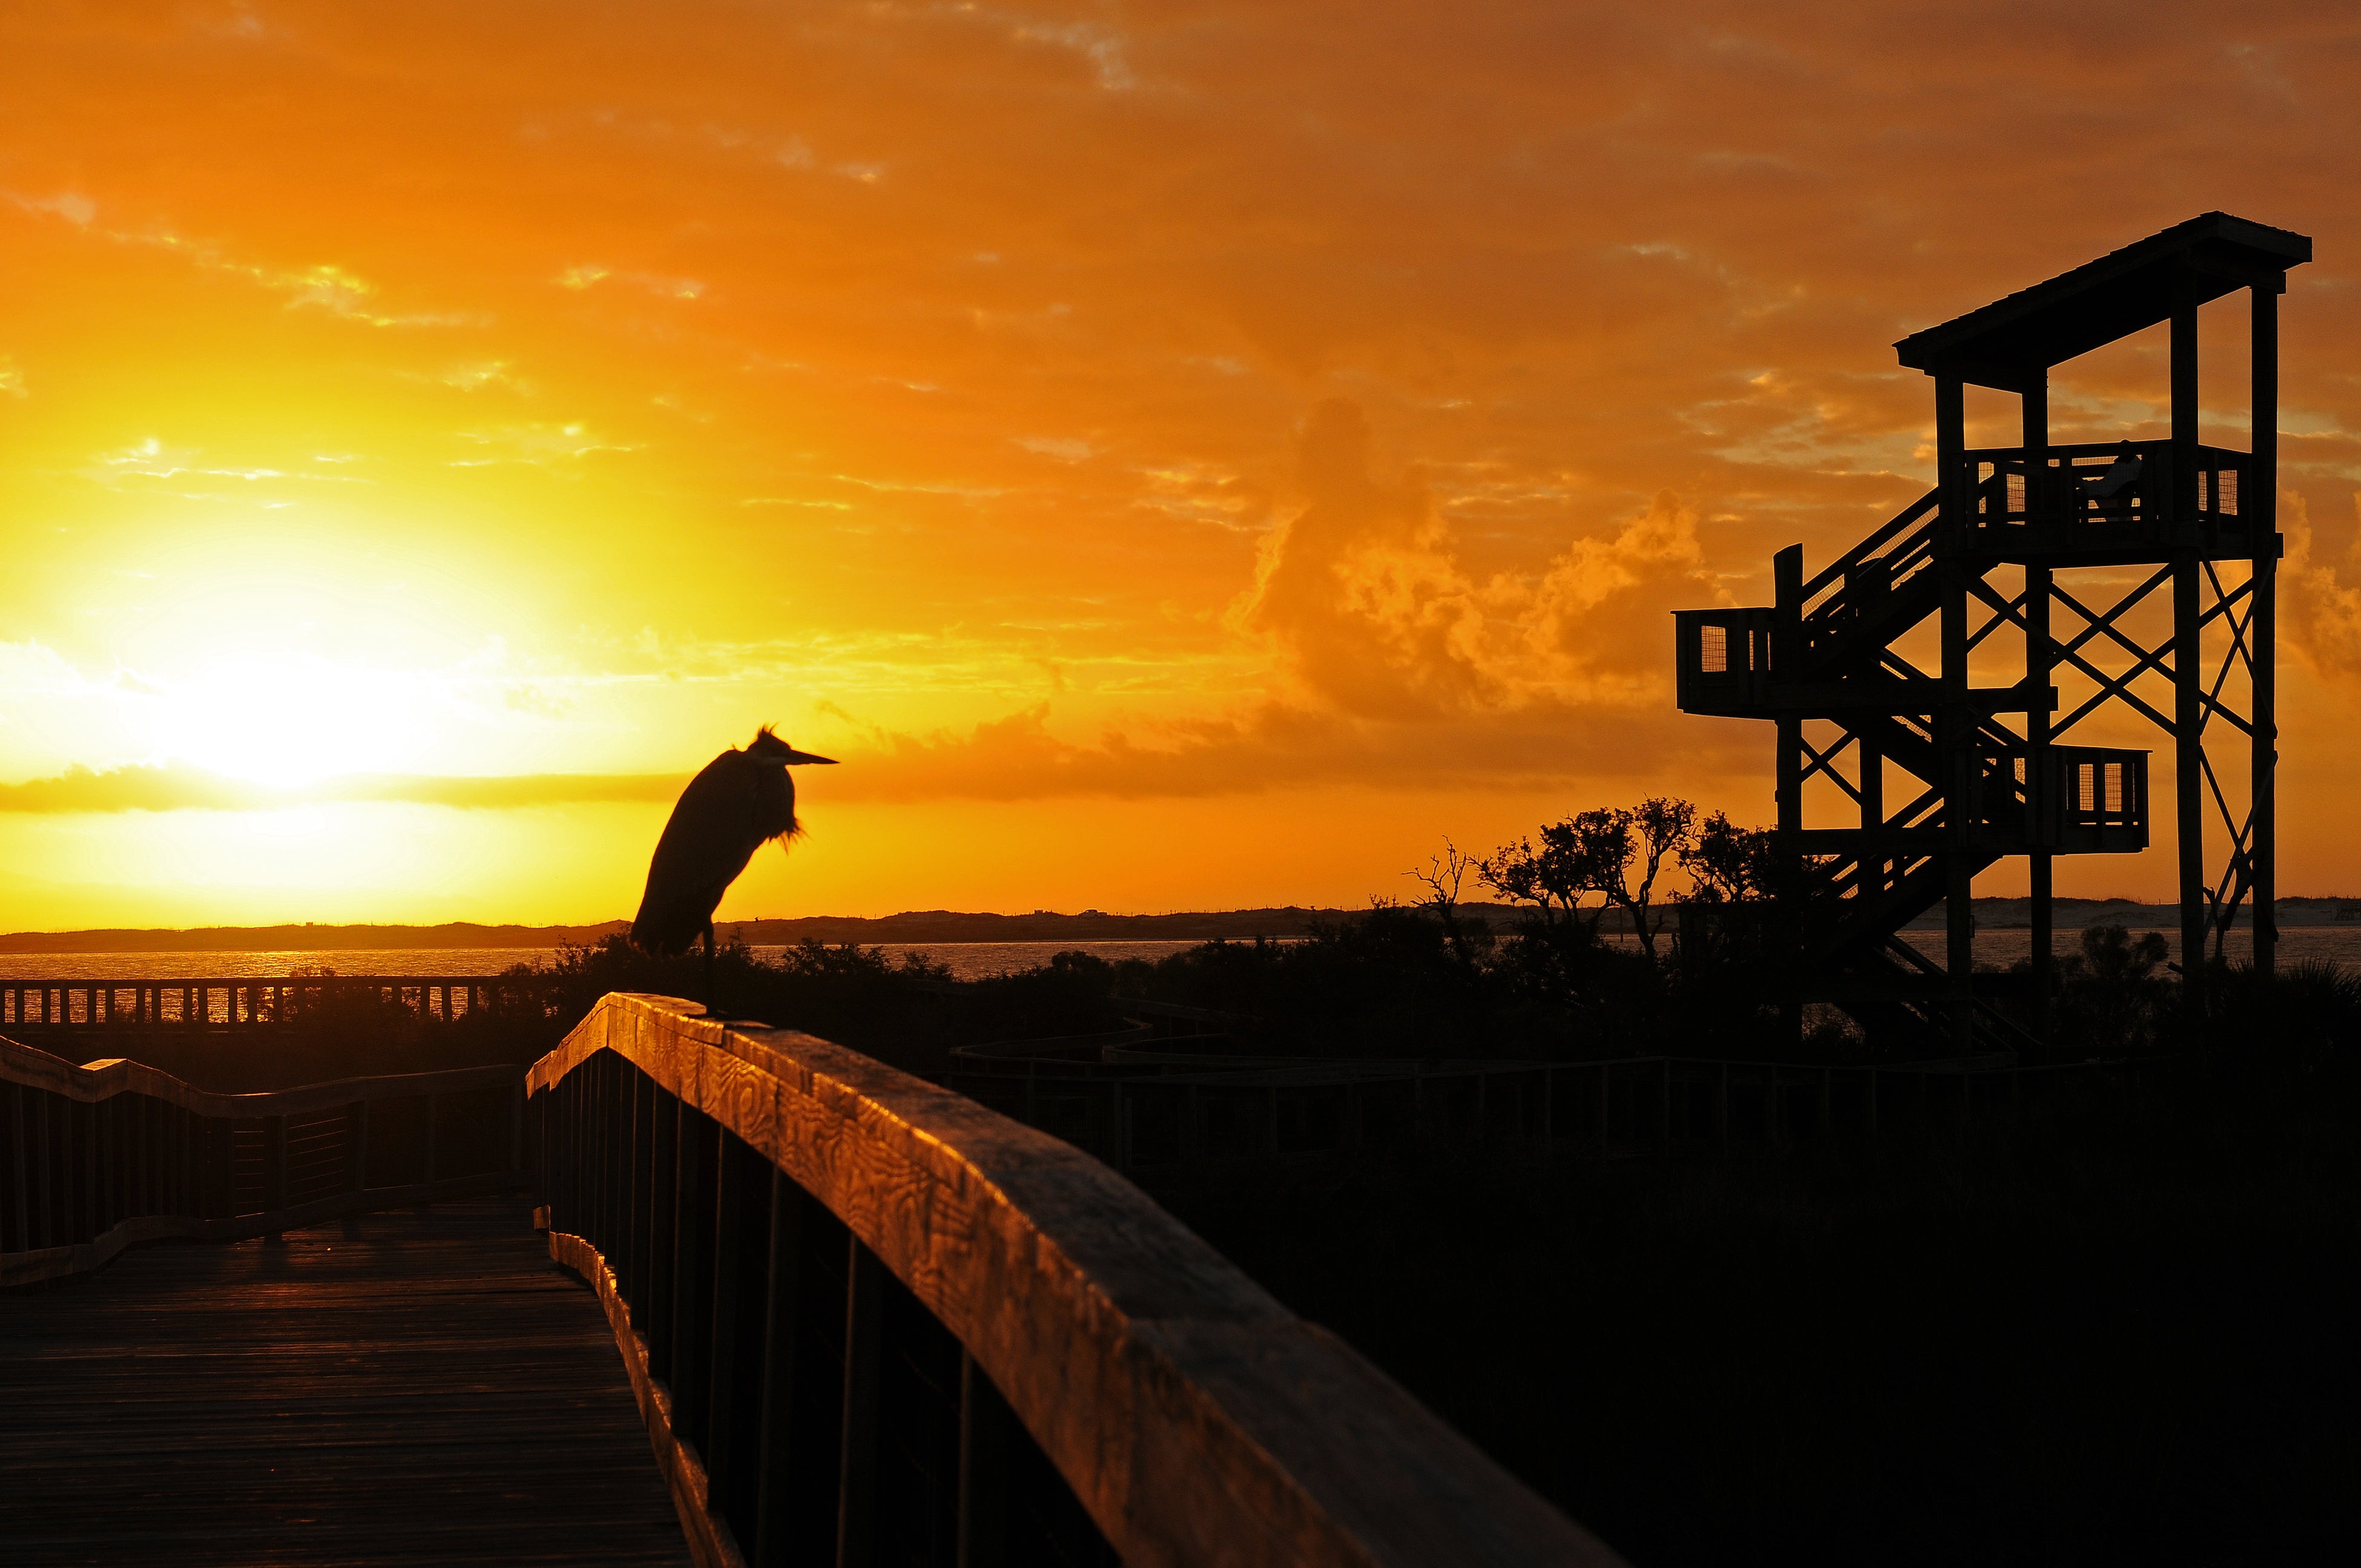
[748,725,839,766]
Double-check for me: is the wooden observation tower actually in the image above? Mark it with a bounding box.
[1674,213,2310,1050]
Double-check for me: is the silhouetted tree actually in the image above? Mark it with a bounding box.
[1406,837,1489,981]
[2054,923,2173,1054]
[1613,797,1696,959]
[1483,809,1625,942]
[1677,810,1780,903]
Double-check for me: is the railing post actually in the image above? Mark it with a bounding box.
[34,1090,54,1248]
[1658,1059,1672,1160]
[837,1239,884,1566]
[99,1097,117,1236]
[7,1084,26,1254]
[350,1098,372,1193]
[649,1088,680,1379]
[752,1171,841,1568]
[264,1113,288,1236]
[1593,1064,1608,1155]
[708,1131,774,1535]
[628,1072,654,1325]
[80,1099,99,1244]
[1717,1062,1731,1160]
[958,1351,1010,1568]
[672,1103,717,1448]
[606,1058,629,1259]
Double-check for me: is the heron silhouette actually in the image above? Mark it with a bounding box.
[630,726,837,1009]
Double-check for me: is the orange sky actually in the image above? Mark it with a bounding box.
[2,2,2359,929]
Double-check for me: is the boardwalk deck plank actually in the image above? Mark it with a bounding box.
[0,1198,690,1567]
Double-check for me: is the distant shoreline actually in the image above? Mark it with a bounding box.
[0,907,1381,954]
[1,895,2349,954]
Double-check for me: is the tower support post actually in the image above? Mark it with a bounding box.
[2252,284,2280,977]
[2170,291,2206,1004]
[2024,378,2053,1036]
[1935,375,1975,1048]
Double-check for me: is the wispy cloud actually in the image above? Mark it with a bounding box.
[450,422,639,467]
[426,360,532,393]
[554,264,705,300]
[1014,435,1095,462]
[5,189,96,226]
[5,187,479,328]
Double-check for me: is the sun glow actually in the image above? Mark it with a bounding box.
[151,656,444,788]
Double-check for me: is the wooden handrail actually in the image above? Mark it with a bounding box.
[0,1036,519,1115]
[2,1036,527,1288]
[530,992,1618,1568]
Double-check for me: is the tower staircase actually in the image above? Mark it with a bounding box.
[1672,213,2308,1053]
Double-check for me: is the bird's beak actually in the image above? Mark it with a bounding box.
[780,749,838,766]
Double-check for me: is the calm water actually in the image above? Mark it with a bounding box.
[1892,926,2361,969]
[1,929,2350,986]
[0,940,1217,984]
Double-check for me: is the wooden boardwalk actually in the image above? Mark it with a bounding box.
[0,1198,688,1566]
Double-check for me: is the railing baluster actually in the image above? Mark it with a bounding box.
[628,1070,653,1325]
[607,1058,629,1261]
[671,1104,717,1451]
[7,1084,25,1254]
[705,1131,752,1518]
[351,1097,372,1193]
[837,1239,884,1566]
[79,1098,99,1244]
[751,1170,818,1566]
[264,1113,288,1233]
[37,1090,56,1248]
[648,1088,680,1380]
[957,1351,1010,1568]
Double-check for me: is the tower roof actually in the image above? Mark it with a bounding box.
[1894,212,2311,391]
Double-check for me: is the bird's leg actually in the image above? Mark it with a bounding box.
[702,923,717,1015]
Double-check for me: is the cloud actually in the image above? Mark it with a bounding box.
[0,357,23,398]
[6,2,2361,909]
[429,360,532,392]
[1236,401,1727,720]
[2282,490,2361,685]
[1237,400,1493,719]
[802,696,1751,805]
[5,189,95,226]
[1015,435,1095,462]
[8,186,477,328]
[450,421,638,467]
[555,265,705,300]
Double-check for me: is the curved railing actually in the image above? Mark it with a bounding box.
[1,1034,527,1288]
[529,992,1618,1568]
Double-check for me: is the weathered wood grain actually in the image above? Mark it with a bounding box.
[0,1198,691,1566]
[536,994,1622,1568]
